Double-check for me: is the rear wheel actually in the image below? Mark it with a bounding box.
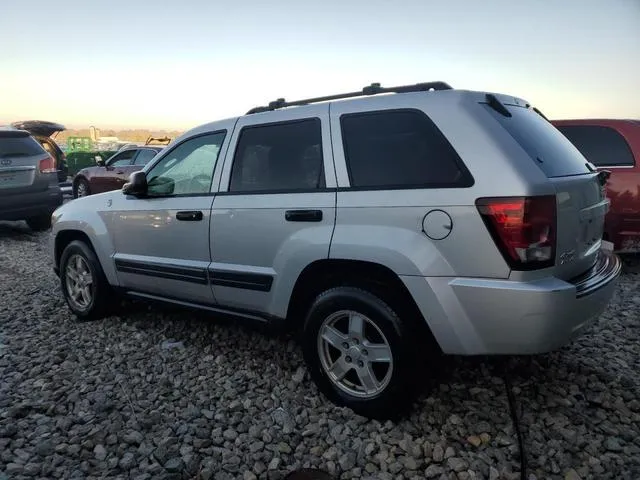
[26,214,52,231]
[302,286,431,419]
[59,240,112,320]
[74,178,90,198]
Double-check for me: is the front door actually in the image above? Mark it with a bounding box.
[93,149,139,194]
[210,105,336,318]
[107,131,230,304]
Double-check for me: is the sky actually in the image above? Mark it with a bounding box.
[0,0,638,130]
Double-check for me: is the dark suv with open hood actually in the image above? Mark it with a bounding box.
[10,120,68,183]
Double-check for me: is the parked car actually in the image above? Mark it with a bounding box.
[10,120,69,183]
[552,119,640,252]
[50,82,621,418]
[72,146,163,198]
[0,127,63,230]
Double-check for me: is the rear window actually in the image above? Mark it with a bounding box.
[483,104,592,178]
[0,135,46,158]
[555,125,635,167]
[340,109,473,189]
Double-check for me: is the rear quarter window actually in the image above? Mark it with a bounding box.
[340,109,473,189]
[0,136,46,158]
[483,104,592,178]
[555,125,635,167]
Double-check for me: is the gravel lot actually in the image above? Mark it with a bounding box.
[1,221,639,480]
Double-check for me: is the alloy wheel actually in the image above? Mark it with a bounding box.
[317,310,393,398]
[65,254,94,310]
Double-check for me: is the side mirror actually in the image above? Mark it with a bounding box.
[122,171,148,197]
[95,156,105,167]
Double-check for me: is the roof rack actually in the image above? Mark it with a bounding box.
[245,81,453,115]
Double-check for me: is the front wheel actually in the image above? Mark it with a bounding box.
[301,286,427,419]
[59,240,112,320]
[74,178,91,198]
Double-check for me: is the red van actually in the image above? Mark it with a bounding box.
[553,119,640,253]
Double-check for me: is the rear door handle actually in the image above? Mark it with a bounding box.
[285,209,323,222]
[176,211,203,221]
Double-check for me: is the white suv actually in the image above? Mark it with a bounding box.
[50,82,621,418]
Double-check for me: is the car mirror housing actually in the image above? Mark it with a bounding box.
[95,156,105,167]
[122,171,148,197]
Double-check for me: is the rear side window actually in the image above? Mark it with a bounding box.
[340,109,472,189]
[555,125,635,167]
[134,148,158,166]
[230,118,325,192]
[0,136,46,158]
[483,104,592,178]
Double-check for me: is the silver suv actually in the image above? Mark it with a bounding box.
[50,82,621,418]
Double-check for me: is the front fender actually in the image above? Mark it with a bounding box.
[51,194,118,285]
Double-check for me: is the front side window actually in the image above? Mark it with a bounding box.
[134,148,159,166]
[146,132,226,196]
[340,109,472,188]
[109,150,137,167]
[229,118,324,193]
[555,125,635,167]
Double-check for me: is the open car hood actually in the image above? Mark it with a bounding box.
[10,120,66,137]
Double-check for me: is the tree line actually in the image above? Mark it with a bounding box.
[56,128,184,143]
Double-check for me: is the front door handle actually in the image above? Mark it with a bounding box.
[285,209,323,222]
[176,211,203,221]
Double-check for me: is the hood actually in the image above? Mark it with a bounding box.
[10,120,66,138]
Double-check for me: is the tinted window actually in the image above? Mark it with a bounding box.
[229,119,324,192]
[484,104,592,178]
[134,148,158,166]
[146,132,225,196]
[0,136,45,158]
[555,125,635,167]
[109,150,137,167]
[340,110,471,188]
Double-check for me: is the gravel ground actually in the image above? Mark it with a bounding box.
[0,221,639,480]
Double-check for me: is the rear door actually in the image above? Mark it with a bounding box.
[0,131,54,195]
[210,105,336,317]
[484,103,608,279]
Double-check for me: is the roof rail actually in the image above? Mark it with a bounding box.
[245,81,453,115]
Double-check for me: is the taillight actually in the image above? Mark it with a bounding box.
[38,155,57,174]
[476,195,556,270]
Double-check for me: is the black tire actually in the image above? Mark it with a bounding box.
[73,177,91,198]
[301,286,432,420]
[25,214,52,231]
[59,240,112,320]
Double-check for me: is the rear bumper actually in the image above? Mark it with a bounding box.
[0,186,63,221]
[402,249,622,355]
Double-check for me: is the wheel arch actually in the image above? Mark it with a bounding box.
[53,226,118,286]
[54,230,95,271]
[285,258,440,351]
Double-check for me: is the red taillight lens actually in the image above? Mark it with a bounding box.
[476,195,557,270]
[38,155,56,174]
